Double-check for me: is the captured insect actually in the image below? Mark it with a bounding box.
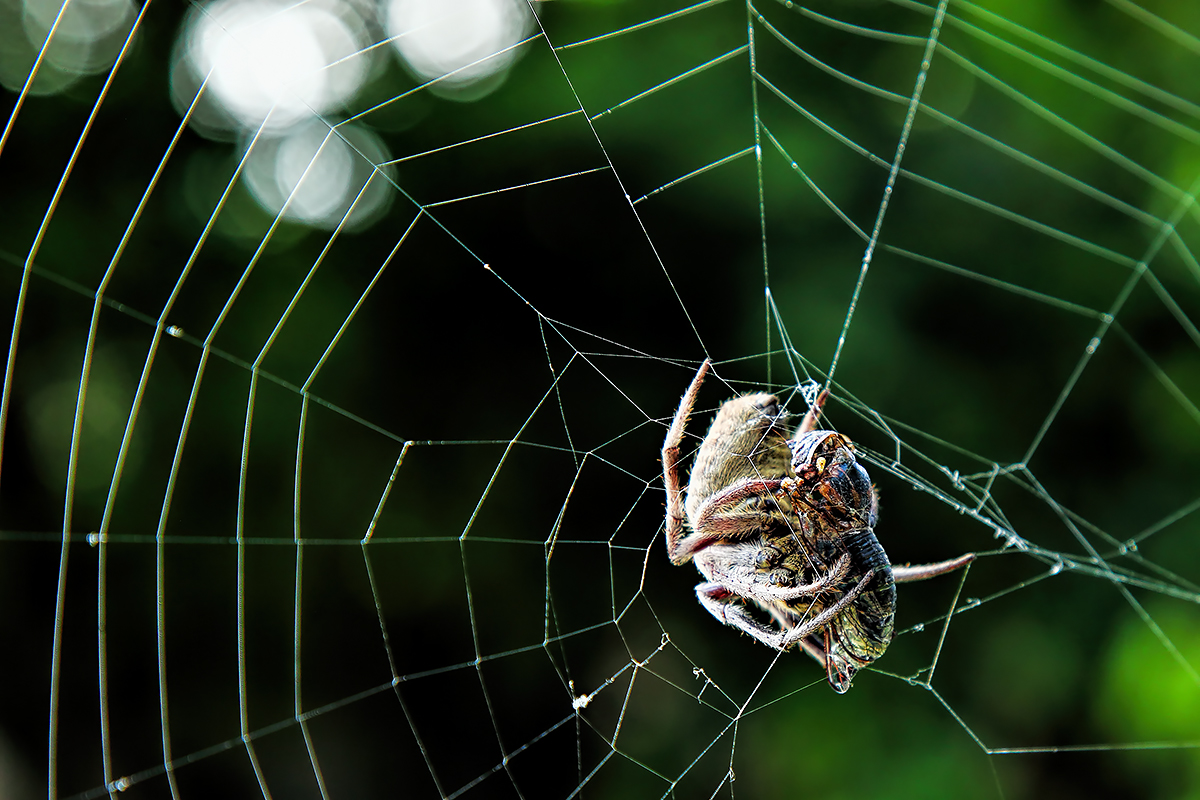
[661,359,974,692]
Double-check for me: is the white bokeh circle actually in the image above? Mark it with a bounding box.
[387,0,534,99]
[173,0,372,135]
[242,120,395,231]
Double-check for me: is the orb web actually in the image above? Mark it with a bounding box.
[1,1,1198,798]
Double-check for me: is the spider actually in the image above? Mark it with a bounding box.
[662,359,974,692]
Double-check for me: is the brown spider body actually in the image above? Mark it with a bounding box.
[662,359,974,692]
[685,393,792,526]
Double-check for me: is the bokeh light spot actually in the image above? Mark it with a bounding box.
[172,0,371,136]
[242,120,395,231]
[387,0,534,100]
[0,0,136,95]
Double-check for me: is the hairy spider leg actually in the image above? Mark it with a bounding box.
[700,550,853,603]
[690,477,789,531]
[667,475,793,564]
[662,359,712,564]
[695,567,876,651]
[660,360,807,565]
[891,552,976,582]
[793,388,829,437]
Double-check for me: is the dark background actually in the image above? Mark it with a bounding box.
[1,0,1199,798]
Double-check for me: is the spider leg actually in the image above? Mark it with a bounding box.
[891,552,975,583]
[766,552,851,600]
[762,605,831,664]
[671,455,817,557]
[695,582,791,650]
[703,550,852,603]
[776,568,877,650]
[691,477,789,529]
[662,359,711,565]
[793,388,829,436]
[697,567,876,652]
[666,476,793,563]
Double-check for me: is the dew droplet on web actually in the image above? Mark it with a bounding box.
[826,652,856,694]
[994,526,1029,551]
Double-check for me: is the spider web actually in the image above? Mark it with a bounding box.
[2,0,1199,798]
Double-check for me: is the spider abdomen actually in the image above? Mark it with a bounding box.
[685,393,791,522]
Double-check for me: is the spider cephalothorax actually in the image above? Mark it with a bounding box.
[661,359,973,692]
